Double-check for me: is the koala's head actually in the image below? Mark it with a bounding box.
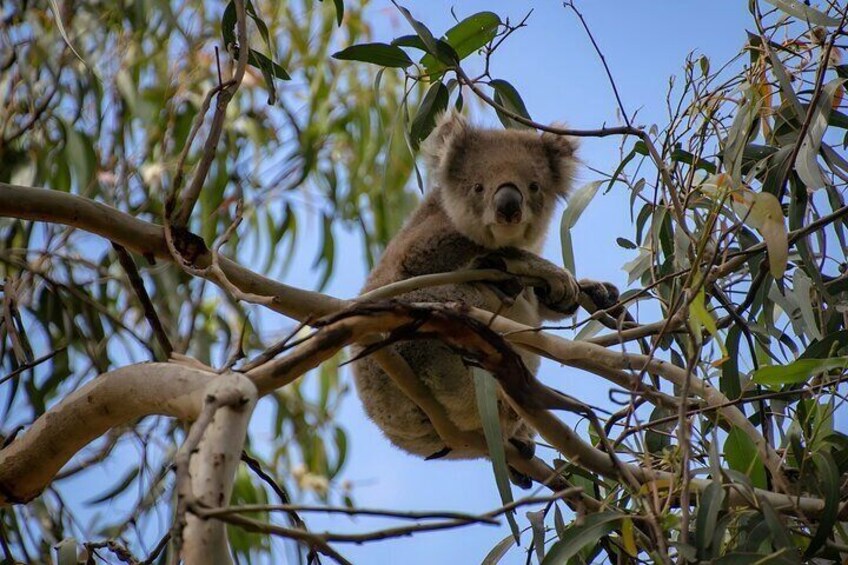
[422,111,577,250]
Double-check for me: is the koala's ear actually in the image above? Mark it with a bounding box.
[421,110,470,172]
[541,128,578,196]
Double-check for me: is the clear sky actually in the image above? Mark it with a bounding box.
[51,2,799,564]
[255,2,756,563]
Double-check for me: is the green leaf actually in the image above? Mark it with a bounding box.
[792,269,824,341]
[391,34,428,51]
[421,11,500,73]
[752,357,848,386]
[695,480,725,556]
[736,189,788,279]
[47,0,88,68]
[541,512,622,564]
[724,426,767,489]
[490,79,532,129]
[616,237,637,250]
[805,452,839,557]
[331,0,344,26]
[472,368,520,543]
[222,1,237,49]
[762,0,841,26]
[333,43,414,68]
[526,509,546,563]
[605,143,638,193]
[553,505,566,539]
[392,2,458,65]
[759,498,794,551]
[796,78,845,190]
[560,180,602,276]
[481,534,516,565]
[409,81,449,149]
[54,538,78,565]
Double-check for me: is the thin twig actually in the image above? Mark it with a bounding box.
[112,243,173,358]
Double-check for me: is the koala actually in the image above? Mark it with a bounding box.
[352,111,616,486]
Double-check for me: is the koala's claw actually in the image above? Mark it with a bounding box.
[471,255,524,301]
[425,446,452,460]
[508,466,534,489]
[579,280,620,311]
[509,437,536,460]
[535,272,581,315]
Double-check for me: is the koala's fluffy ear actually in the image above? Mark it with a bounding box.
[421,110,470,174]
[541,128,578,197]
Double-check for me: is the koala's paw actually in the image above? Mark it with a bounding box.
[508,466,534,489]
[509,436,536,460]
[579,279,620,311]
[535,268,581,315]
[471,254,524,302]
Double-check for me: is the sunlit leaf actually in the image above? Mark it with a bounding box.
[542,512,622,564]
[796,78,845,190]
[560,180,602,276]
[762,0,841,26]
[752,357,848,386]
[421,11,500,73]
[792,269,824,341]
[724,427,767,489]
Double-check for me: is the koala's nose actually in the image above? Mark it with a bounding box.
[495,183,523,224]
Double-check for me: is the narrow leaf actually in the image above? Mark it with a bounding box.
[762,0,841,26]
[473,368,520,542]
[805,452,840,557]
[796,79,845,190]
[410,81,449,149]
[752,357,848,386]
[526,510,546,563]
[541,512,621,564]
[482,534,516,565]
[560,180,602,276]
[695,480,725,556]
[333,43,414,68]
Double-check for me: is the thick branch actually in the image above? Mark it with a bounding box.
[0,182,344,321]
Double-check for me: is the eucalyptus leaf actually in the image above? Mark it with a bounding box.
[752,357,848,386]
[333,43,414,68]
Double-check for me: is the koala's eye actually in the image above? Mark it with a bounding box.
[473,183,484,194]
[529,182,541,193]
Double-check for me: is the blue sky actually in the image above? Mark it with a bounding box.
[252,2,755,563]
[49,2,808,564]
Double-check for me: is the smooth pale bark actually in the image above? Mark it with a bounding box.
[0,182,345,321]
[183,374,257,565]
[0,363,211,504]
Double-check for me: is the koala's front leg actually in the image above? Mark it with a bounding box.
[475,249,620,318]
[474,249,581,316]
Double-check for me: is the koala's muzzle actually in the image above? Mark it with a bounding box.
[494,183,523,224]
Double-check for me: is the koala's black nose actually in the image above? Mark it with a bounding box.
[495,183,523,224]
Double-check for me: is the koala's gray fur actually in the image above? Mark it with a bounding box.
[352,111,612,480]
